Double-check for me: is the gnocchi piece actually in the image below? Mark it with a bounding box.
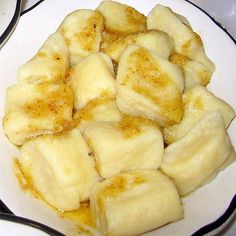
[116,44,184,127]
[74,96,122,133]
[3,82,73,146]
[170,53,211,90]
[19,129,99,211]
[58,10,104,66]
[18,32,69,83]
[69,53,116,110]
[147,5,215,74]
[164,85,236,144]
[90,170,183,236]
[103,30,174,62]
[97,1,146,34]
[161,111,235,196]
[83,116,163,178]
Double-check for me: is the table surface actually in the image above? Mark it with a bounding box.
[1,0,236,235]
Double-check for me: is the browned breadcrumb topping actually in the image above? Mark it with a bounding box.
[124,47,183,125]
[75,11,104,52]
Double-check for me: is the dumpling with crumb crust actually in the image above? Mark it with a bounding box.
[90,170,183,236]
[103,30,174,62]
[3,82,73,146]
[116,44,184,127]
[58,9,104,66]
[19,129,99,211]
[18,32,69,84]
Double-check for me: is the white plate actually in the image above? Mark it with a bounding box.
[0,213,63,236]
[0,0,236,235]
[0,0,21,48]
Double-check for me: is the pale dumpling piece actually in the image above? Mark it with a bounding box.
[170,53,211,90]
[18,32,69,83]
[74,96,122,133]
[116,44,184,127]
[58,9,104,66]
[103,30,174,62]
[164,85,236,144]
[97,0,146,51]
[3,82,73,145]
[147,5,215,74]
[90,170,183,236]
[97,1,146,34]
[161,111,235,196]
[19,129,99,211]
[69,53,116,110]
[83,116,163,178]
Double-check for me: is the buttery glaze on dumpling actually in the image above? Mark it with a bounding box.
[83,116,163,178]
[18,32,69,83]
[116,44,184,127]
[90,170,183,236]
[3,82,73,146]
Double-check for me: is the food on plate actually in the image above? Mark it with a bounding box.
[147,5,215,88]
[2,1,236,235]
[19,129,99,211]
[83,116,163,178]
[3,82,73,145]
[97,0,146,50]
[18,32,69,83]
[161,111,235,196]
[74,96,122,133]
[58,10,104,66]
[164,85,236,144]
[170,53,211,90]
[90,170,183,236]
[69,52,116,110]
[116,44,184,127]
[103,30,174,63]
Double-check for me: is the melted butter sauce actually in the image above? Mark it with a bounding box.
[13,158,95,230]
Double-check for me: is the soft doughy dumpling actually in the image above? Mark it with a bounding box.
[147,5,215,74]
[170,53,211,90]
[164,85,236,144]
[18,32,69,83]
[97,1,146,34]
[58,10,104,66]
[90,170,183,236]
[69,53,116,110]
[103,30,174,62]
[19,129,99,211]
[83,116,163,178]
[116,44,184,127]
[161,111,235,196]
[3,82,73,145]
[74,96,122,133]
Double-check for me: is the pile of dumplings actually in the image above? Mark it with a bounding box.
[3,1,236,235]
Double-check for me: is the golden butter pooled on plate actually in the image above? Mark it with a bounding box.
[90,170,183,236]
[3,82,73,146]
[18,32,69,84]
[116,44,184,127]
[103,30,174,63]
[164,85,236,144]
[161,111,235,196]
[74,96,122,133]
[19,129,99,211]
[58,9,104,66]
[83,116,163,178]
[69,52,116,110]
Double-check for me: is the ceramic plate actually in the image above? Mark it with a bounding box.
[0,0,21,48]
[0,0,236,235]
